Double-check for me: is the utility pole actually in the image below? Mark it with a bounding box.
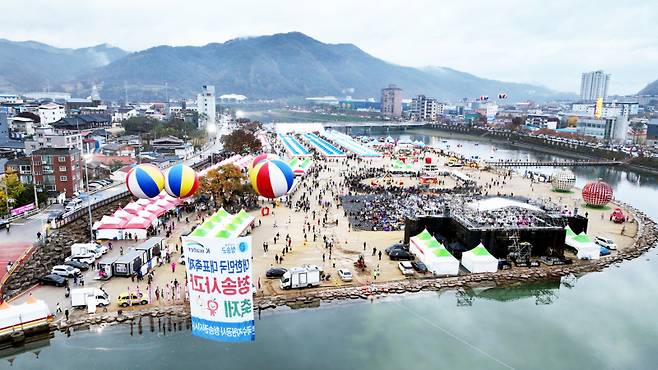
[30,155,38,210]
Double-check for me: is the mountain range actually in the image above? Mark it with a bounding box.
[1,32,574,102]
[638,79,658,96]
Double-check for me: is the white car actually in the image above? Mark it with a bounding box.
[88,245,108,258]
[595,236,617,250]
[338,269,353,282]
[65,253,96,265]
[52,265,80,278]
[398,261,414,276]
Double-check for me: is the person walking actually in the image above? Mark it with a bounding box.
[378,250,382,261]
[171,262,176,273]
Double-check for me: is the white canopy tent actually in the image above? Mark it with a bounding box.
[461,243,498,273]
[409,229,459,276]
[565,226,600,260]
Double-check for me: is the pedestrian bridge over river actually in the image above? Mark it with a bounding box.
[485,159,623,167]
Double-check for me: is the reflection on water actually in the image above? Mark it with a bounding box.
[3,129,658,370]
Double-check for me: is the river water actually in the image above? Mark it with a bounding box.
[4,129,658,370]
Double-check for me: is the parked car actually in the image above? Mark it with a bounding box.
[266,267,288,279]
[337,269,353,282]
[411,261,428,274]
[47,210,65,222]
[51,265,80,278]
[65,199,83,211]
[65,253,96,265]
[64,260,89,270]
[117,292,148,307]
[398,261,415,276]
[38,273,66,287]
[595,236,617,250]
[385,243,406,255]
[389,250,414,261]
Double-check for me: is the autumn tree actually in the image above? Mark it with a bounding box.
[198,164,249,207]
[221,129,262,154]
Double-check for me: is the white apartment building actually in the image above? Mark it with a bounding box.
[196,85,216,130]
[571,102,639,118]
[38,102,66,125]
[410,95,443,121]
[580,70,610,101]
[25,127,82,155]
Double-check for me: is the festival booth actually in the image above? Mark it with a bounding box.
[123,202,144,215]
[390,159,416,173]
[122,216,154,239]
[289,158,313,176]
[564,226,600,260]
[189,208,255,239]
[93,216,129,240]
[113,249,146,277]
[0,298,52,339]
[134,237,164,275]
[113,209,133,220]
[461,243,498,273]
[410,229,459,276]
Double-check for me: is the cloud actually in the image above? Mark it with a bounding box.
[2,0,656,94]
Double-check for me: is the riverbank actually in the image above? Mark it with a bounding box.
[53,199,656,333]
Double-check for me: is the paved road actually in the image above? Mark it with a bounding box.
[0,204,65,278]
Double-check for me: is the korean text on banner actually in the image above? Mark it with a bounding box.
[182,235,255,342]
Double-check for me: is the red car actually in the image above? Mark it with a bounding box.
[610,208,626,223]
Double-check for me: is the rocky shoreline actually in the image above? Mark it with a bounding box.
[54,203,657,333]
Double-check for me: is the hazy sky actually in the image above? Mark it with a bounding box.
[3,0,656,94]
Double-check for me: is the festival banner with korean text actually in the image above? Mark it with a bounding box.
[182,235,255,342]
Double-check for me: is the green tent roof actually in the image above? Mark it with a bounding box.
[218,209,229,217]
[191,228,207,237]
[471,244,493,257]
[565,226,577,238]
[215,230,231,238]
[432,248,453,258]
[201,221,215,229]
[416,230,432,241]
[573,233,592,243]
[225,223,237,231]
[289,158,299,167]
[427,239,442,249]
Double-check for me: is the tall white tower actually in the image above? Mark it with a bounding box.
[197,85,216,131]
[580,71,610,101]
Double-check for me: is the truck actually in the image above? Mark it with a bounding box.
[70,288,110,309]
[280,265,321,290]
[70,243,101,258]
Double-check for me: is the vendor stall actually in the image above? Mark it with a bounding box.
[461,243,498,273]
[410,229,460,276]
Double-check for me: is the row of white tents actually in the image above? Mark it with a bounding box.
[409,229,498,275]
